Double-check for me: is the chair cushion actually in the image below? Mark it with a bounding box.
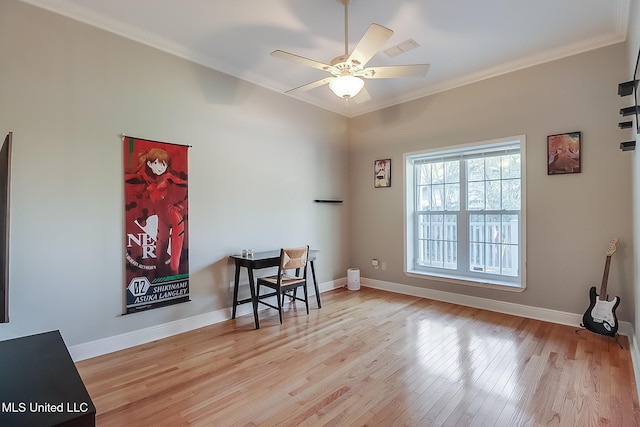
[281,274,305,285]
[258,274,305,286]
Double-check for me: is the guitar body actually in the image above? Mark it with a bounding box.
[582,286,619,336]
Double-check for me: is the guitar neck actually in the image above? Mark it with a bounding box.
[599,255,612,300]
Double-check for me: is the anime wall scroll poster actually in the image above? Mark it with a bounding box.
[123,136,189,314]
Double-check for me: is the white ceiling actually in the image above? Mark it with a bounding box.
[22,0,630,117]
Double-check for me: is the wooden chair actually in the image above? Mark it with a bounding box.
[256,246,309,324]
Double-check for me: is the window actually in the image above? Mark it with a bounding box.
[404,136,526,290]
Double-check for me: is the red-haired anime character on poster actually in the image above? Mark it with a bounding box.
[125,143,188,280]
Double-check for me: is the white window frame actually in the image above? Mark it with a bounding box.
[404,135,527,292]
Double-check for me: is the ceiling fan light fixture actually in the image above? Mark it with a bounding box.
[329,75,365,98]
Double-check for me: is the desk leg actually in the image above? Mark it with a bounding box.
[311,260,321,309]
[247,267,260,329]
[231,261,241,319]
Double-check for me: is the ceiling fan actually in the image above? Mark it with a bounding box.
[271,0,430,101]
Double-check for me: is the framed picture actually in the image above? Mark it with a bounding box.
[374,159,391,188]
[547,132,581,175]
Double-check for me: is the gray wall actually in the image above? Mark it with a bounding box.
[628,0,640,357]
[0,0,350,346]
[0,0,636,352]
[348,43,634,322]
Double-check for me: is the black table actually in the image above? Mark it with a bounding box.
[229,249,320,329]
[0,330,96,426]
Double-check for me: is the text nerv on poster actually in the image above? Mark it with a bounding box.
[123,136,189,314]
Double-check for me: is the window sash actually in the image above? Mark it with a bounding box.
[411,143,520,165]
[414,211,520,282]
[408,141,522,285]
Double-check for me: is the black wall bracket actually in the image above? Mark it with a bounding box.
[314,199,343,204]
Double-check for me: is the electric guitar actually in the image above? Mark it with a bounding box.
[582,238,620,336]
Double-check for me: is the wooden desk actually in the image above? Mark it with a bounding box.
[229,249,320,329]
[0,330,96,426]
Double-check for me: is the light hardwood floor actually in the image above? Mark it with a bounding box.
[76,287,640,426]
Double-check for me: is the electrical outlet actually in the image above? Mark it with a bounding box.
[381,262,387,271]
[229,281,234,292]
[372,259,379,269]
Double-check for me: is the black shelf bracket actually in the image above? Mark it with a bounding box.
[314,199,343,204]
[618,80,639,97]
[620,141,636,151]
[620,106,639,117]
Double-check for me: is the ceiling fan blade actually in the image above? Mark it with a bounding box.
[285,77,334,94]
[271,50,335,73]
[359,64,430,79]
[347,24,394,69]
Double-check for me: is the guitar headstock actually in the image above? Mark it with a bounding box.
[606,238,619,256]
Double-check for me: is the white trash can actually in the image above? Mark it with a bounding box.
[347,268,360,290]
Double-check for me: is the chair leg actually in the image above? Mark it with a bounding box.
[303,283,309,315]
[276,287,283,324]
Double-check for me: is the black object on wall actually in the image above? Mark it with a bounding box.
[636,46,640,136]
[619,47,640,151]
[0,132,12,323]
[314,199,343,204]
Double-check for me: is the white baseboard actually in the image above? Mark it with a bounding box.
[628,332,640,404]
[69,279,345,361]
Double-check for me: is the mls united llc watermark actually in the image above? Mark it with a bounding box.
[1,401,91,413]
